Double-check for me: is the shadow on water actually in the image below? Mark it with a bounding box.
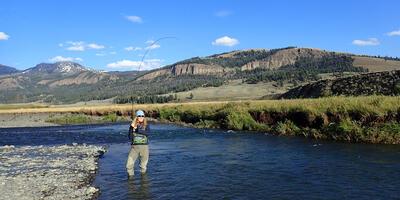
[1,122,400,199]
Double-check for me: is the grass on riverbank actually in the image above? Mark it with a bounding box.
[152,96,400,144]
[2,96,399,144]
[45,113,129,125]
[0,104,49,110]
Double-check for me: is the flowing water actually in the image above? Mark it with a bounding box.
[1,123,399,199]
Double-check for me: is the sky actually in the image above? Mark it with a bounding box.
[0,0,399,71]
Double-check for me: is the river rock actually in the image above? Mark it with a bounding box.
[0,144,106,200]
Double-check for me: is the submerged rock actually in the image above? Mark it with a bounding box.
[0,144,106,200]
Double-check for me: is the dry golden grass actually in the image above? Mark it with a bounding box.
[1,96,398,117]
[353,56,400,72]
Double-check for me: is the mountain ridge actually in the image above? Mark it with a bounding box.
[0,64,20,76]
[1,47,400,104]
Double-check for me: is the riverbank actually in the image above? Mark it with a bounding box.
[0,113,132,128]
[1,96,399,144]
[0,144,106,200]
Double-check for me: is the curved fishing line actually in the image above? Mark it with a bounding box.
[131,36,178,119]
[138,36,178,71]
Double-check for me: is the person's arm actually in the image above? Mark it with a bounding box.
[128,125,135,140]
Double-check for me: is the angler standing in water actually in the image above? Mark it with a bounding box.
[126,110,151,178]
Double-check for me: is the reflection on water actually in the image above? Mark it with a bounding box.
[127,173,151,200]
[1,123,400,199]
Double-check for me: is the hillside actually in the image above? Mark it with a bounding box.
[137,47,400,81]
[0,64,19,76]
[1,47,400,104]
[280,70,400,99]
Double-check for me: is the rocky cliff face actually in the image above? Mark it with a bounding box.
[137,63,234,80]
[280,70,400,99]
[240,48,330,71]
[138,48,338,80]
[172,63,227,75]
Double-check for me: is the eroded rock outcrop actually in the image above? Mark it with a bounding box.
[241,48,330,71]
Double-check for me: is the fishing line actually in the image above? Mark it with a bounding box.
[130,36,178,119]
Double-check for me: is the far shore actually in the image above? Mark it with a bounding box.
[0,112,184,128]
[1,96,399,144]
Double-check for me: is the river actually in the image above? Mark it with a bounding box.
[0,122,399,199]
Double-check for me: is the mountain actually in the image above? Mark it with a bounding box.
[0,62,118,89]
[1,47,400,104]
[136,47,400,81]
[279,70,400,99]
[0,64,19,76]
[22,62,89,75]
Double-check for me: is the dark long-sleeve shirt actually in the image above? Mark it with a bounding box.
[128,123,151,145]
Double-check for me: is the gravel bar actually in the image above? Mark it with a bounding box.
[0,144,106,200]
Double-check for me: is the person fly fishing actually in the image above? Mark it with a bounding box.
[126,110,151,177]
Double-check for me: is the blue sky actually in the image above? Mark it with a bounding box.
[0,0,399,71]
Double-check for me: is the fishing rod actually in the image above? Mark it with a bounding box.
[130,36,177,119]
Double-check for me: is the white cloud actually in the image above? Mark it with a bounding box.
[352,38,380,46]
[145,44,160,50]
[110,51,117,55]
[0,32,10,40]
[107,59,162,70]
[125,46,142,51]
[215,10,232,17]
[61,41,106,51]
[387,29,400,36]
[95,53,106,56]
[145,40,154,44]
[49,56,83,62]
[126,15,143,23]
[67,45,85,51]
[212,36,239,47]
[143,40,161,50]
[87,43,105,49]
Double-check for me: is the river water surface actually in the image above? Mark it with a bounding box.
[1,122,399,199]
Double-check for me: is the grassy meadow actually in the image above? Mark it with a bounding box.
[1,96,399,144]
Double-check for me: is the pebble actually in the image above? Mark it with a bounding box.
[0,144,106,200]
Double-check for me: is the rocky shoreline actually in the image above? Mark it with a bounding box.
[0,113,59,128]
[0,144,106,200]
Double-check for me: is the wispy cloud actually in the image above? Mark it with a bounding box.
[125,46,142,51]
[212,36,239,47]
[87,43,105,49]
[352,38,380,46]
[387,29,400,36]
[144,40,161,50]
[107,59,162,70]
[215,10,233,17]
[61,41,106,51]
[145,44,160,50]
[49,56,83,62]
[95,53,106,56]
[126,15,143,23]
[0,32,10,40]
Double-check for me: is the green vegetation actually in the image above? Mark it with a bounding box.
[46,114,94,124]
[150,96,400,144]
[114,94,177,104]
[46,113,127,124]
[243,54,367,84]
[111,75,224,104]
[176,47,296,68]
[4,96,399,144]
